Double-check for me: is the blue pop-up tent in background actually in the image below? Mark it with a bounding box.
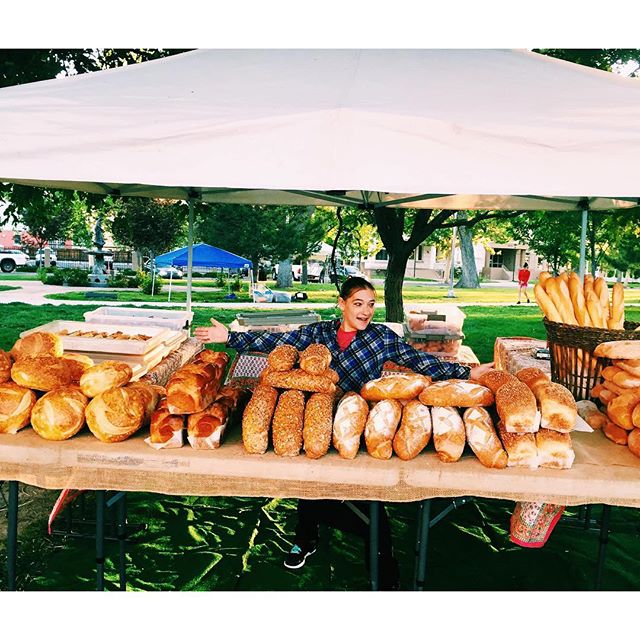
[155,243,253,301]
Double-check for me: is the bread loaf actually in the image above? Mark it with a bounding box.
[364,398,402,459]
[0,381,37,434]
[323,368,340,384]
[601,365,623,381]
[608,282,625,330]
[149,397,185,446]
[418,380,494,407]
[126,381,164,425]
[627,428,640,459]
[431,406,465,463]
[633,403,640,429]
[261,368,336,394]
[194,349,230,369]
[535,428,575,469]
[166,359,225,414]
[332,391,368,459]
[61,353,95,384]
[603,379,629,397]
[614,359,640,377]
[594,341,640,360]
[242,384,279,454]
[79,360,133,397]
[187,400,231,448]
[515,367,550,395]
[361,373,430,401]
[85,386,146,443]
[568,272,590,327]
[534,283,562,323]
[393,399,432,460]
[583,273,594,297]
[462,406,507,469]
[299,343,331,375]
[272,389,305,456]
[536,382,577,433]
[10,331,63,361]
[477,370,516,394]
[495,380,539,433]
[612,369,640,389]
[557,277,579,325]
[303,392,334,459]
[267,345,298,372]
[31,387,88,441]
[603,419,628,445]
[598,388,617,405]
[11,356,73,391]
[589,383,604,399]
[606,390,640,430]
[576,400,607,430]
[497,422,539,468]
[0,349,12,383]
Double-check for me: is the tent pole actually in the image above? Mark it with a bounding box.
[447,212,457,298]
[186,196,195,313]
[578,201,589,280]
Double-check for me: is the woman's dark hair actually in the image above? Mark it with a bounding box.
[339,276,375,300]
[523,262,529,268]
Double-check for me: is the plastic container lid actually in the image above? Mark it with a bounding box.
[404,303,465,335]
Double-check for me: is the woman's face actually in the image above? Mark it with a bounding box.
[338,287,376,332]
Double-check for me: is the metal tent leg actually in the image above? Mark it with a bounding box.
[110,492,128,591]
[595,504,612,590]
[95,490,106,591]
[369,501,380,591]
[414,499,432,591]
[6,481,19,591]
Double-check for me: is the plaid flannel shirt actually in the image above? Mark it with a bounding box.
[226,320,470,393]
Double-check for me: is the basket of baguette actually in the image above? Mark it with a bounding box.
[535,271,639,400]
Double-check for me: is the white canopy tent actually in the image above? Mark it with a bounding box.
[1,48,639,299]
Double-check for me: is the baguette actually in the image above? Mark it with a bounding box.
[364,399,402,460]
[431,406,465,463]
[603,419,628,445]
[332,391,369,459]
[546,278,577,325]
[462,407,507,468]
[361,373,430,401]
[583,274,595,298]
[593,277,610,323]
[534,283,562,323]
[535,428,575,469]
[272,389,306,456]
[242,384,279,454]
[267,345,298,372]
[568,272,590,327]
[497,422,539,468]
[538,271,553,290]
[608,282,625,330]
[303,392,334,459]
[495,380,539,433]
[557,277,578,325]
[299,343,331,375]
[418,380,494,407]
[575,400,607,430]
[393,399,432,460]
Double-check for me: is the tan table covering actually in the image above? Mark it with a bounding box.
[1,427,639,507]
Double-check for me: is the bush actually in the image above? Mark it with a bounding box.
[61,268,90,287]
[230,276,243,292]
[39,266,64,285]
[15,265,38,273]
[214,273,227,288]
[139,273,163,295]
[120,268,137,277]
[191,272,204,278]
[107,273,139,288]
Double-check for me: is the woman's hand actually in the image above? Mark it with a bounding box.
[194,318,229,344]
[469,361,495,381]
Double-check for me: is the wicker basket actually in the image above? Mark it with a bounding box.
[542,318,640,400]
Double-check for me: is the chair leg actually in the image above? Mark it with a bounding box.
[6,481,19,591]
[369,501,380,591]
[414,499,432,591]
[95,491,106,591]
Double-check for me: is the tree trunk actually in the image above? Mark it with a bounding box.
[455,223,479,288]
[277,258,293,289]
[301,259,308,285]
[385,251,411,322]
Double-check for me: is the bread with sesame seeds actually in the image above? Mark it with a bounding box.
[241,384,279,454]
[299,343,332,375]
[536,382,577,433]
[536,428,574,469]
[495,380,539,433]
[497,422,539,468]
[303,392,334,459]
[272,389,306,456]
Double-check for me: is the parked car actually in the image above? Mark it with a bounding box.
[32,248,58,267]
[155,266,184,279]
[0,249,29,273]
[329,264,366,283]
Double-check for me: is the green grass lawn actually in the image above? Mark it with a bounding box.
[0,273,39,281]
[0,285,20,293]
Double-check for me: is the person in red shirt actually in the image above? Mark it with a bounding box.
[517,262,531,304]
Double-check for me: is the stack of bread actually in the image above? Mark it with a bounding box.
[0,331,165,442]
[588,340,640,458]
[534,271,625,330]
[242,344,338,457]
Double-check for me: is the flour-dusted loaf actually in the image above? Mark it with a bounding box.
[267,345,299,372]
[364,398,402,459]
[85,386,147,443]
[79,360,133,397]
[0,381,37,434]
[536,382,577,433]
[0,349,12,383]
[495,380,539,433]
[361,373,430,401]
[10,331,63,361]
[60,353,95,384]
[418,380,494,407]
[272,389,306,457]
[242,384,279,454]
[431,406,465,463]
[299,343,332,375]
[477,370,516,394]
[149,397,185,446]
[11,356,73,391]
[393,399,432,460]
[576,400,607,430]
[31,386,89,441]
[536,428,575,469]
[497,422,539,468]
[261,368,336,394]
[332,391,369,459]
[166,359,225,414]
[303,392,334,459]
[462,406,507,468]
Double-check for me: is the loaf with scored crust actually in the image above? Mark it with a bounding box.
[10,331,63,361]
[419,380,493,407]
[361,373,430,401]
[364,398,402,459]
[431,406,465,463]
[0,349,12,383]
[11,356,73,391]
[0,381,37,434]
[31,386,88,441]
[332,391,369,459]
[462,407,507,468]
[79,360,133,397]
[393,400,432,460]
[85,386,146,443]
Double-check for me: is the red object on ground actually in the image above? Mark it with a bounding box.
[48,489,87,535]
[518,268,531,286]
